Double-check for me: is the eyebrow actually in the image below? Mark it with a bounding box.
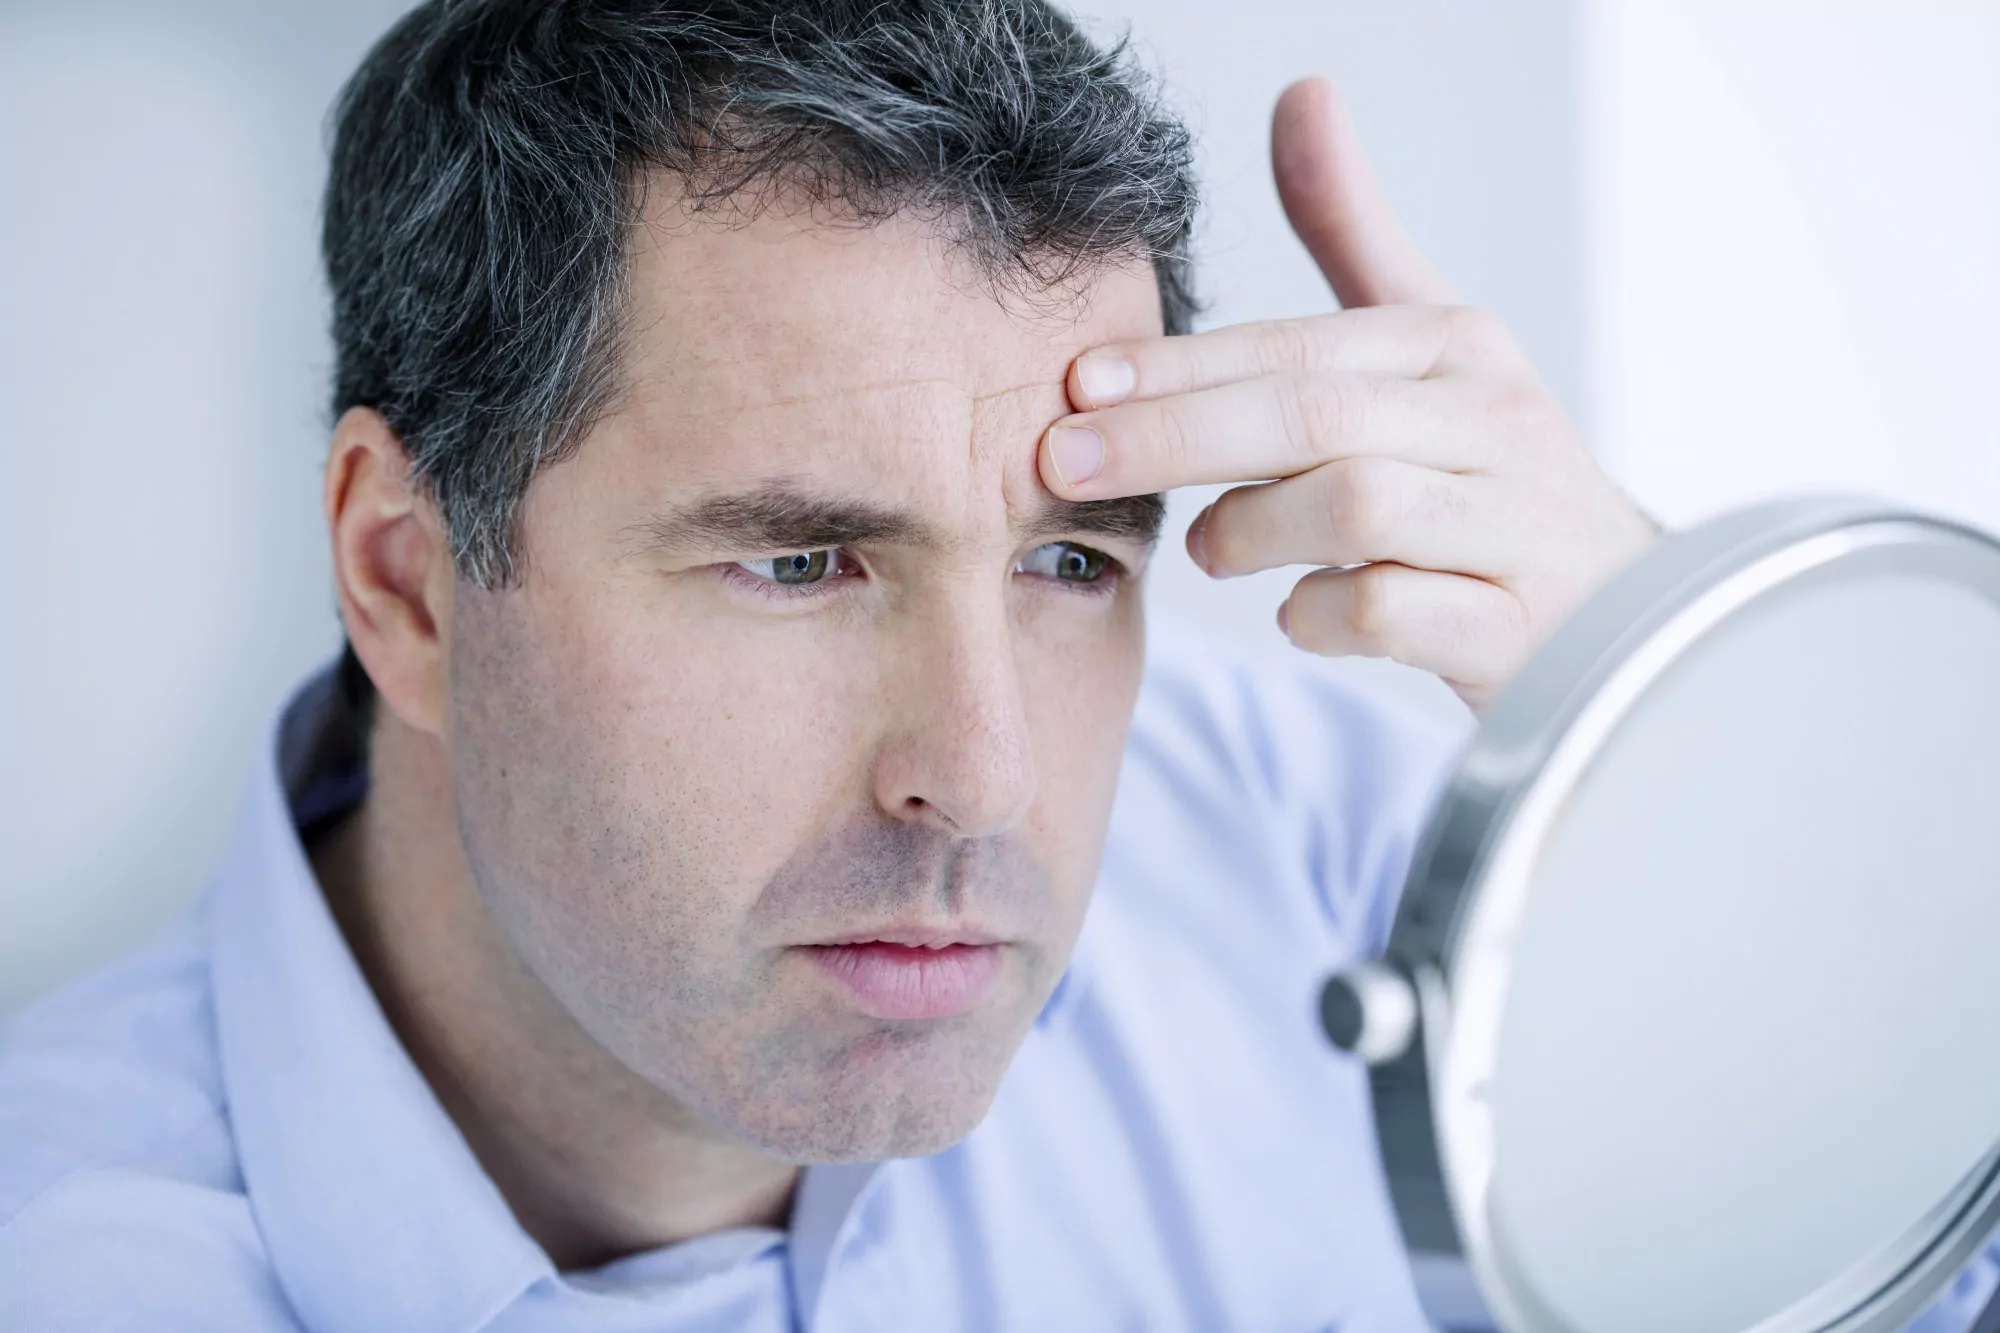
[1025,493,1168,545]
[630,484,1166,554]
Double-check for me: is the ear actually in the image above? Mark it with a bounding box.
[325,407,455,737]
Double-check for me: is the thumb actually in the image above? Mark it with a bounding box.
[1272,76,1456,309]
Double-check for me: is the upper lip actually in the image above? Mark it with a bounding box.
[805,926,1007,949]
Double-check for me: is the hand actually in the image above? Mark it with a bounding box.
[1038,77,1659,710]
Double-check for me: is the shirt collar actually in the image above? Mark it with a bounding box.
[208,665,553,1333]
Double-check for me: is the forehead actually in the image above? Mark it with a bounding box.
[599,185,1162,503]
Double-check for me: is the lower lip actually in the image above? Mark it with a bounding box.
[803,942,1003,1020]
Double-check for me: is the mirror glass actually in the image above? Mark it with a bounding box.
[1486,553,2000,1332]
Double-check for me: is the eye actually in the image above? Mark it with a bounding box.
[736,550,842,585]
[1017,541,1116,585]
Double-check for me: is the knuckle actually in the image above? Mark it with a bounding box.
[1442,304,1509,361]
[1453,592,1531,690]
[1343,565,1405,655]
[1278,374,1347,458]
[1486,380,1565,447]
[1494,589,1536,653]
[1186,337,1229,391]
[1152,401,1198,473]
[1257,317,1322,375]
[1324,456,1400,552]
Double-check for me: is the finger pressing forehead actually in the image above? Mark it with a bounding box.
[1040,372,1508,501]
[975,379,1096,524]
[1063,304,1515,415]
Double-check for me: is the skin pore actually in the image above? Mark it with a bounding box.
[311,187,1167,1270]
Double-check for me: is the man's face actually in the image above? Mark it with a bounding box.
[443,191,1165,1162]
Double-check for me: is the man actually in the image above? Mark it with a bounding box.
[0,1,1669,1328]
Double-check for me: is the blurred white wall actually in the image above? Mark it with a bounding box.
[1583,0,2000,530]
[1,0,1992,1016]
[0,0,407,1014]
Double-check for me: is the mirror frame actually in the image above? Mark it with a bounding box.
[1321,497,2000,1333]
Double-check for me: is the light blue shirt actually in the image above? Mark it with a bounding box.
[1,625,1992,1332]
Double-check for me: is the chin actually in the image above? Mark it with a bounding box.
[726,1023,1019,1165]
[754,1097,993,1165]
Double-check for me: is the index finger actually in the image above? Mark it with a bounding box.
[1065,304,1478,414]
[1040,372,1496,500]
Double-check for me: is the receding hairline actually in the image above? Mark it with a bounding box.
[616,165,1172,362]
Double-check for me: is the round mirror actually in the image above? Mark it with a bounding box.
[1323,499,2000,1333]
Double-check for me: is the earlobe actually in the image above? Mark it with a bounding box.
[325,407,454,737]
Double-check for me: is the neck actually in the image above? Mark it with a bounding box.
[308,706,799,1271]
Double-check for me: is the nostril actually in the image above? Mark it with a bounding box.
[904,795,962,832]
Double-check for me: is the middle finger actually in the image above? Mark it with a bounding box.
[1193,458,1523,580]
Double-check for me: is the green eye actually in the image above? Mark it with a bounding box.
[739,550,836,584]
[1019,541,1114,584]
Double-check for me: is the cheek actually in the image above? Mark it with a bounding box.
[1015,592,1146,906]
[445,577,870,1014]
[540,579,878,917]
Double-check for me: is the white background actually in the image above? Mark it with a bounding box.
[3,0,1995,1015]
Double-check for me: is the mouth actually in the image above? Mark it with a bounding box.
[799,929,1007,1020]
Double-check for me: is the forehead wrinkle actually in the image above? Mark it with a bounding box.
[639,376,979,429]
[624,364,1092,552]
[645,377,1062,444]
[972,379,1070,471]
[622,376,980,517]
[971,379,1067,411]
[691,377,1068,545]
[968,379,1076,539]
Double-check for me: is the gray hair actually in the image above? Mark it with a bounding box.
[323,0,1200,593]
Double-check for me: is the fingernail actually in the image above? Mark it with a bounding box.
[1276,601,1291,638]
[1075,352,1136,408]
[1186,504,1215,574]
[1045,425,1104,488]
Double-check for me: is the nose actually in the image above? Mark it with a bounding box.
[871,604,1037,839]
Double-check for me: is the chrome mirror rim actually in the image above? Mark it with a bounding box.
[1325,496,2000,1333]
